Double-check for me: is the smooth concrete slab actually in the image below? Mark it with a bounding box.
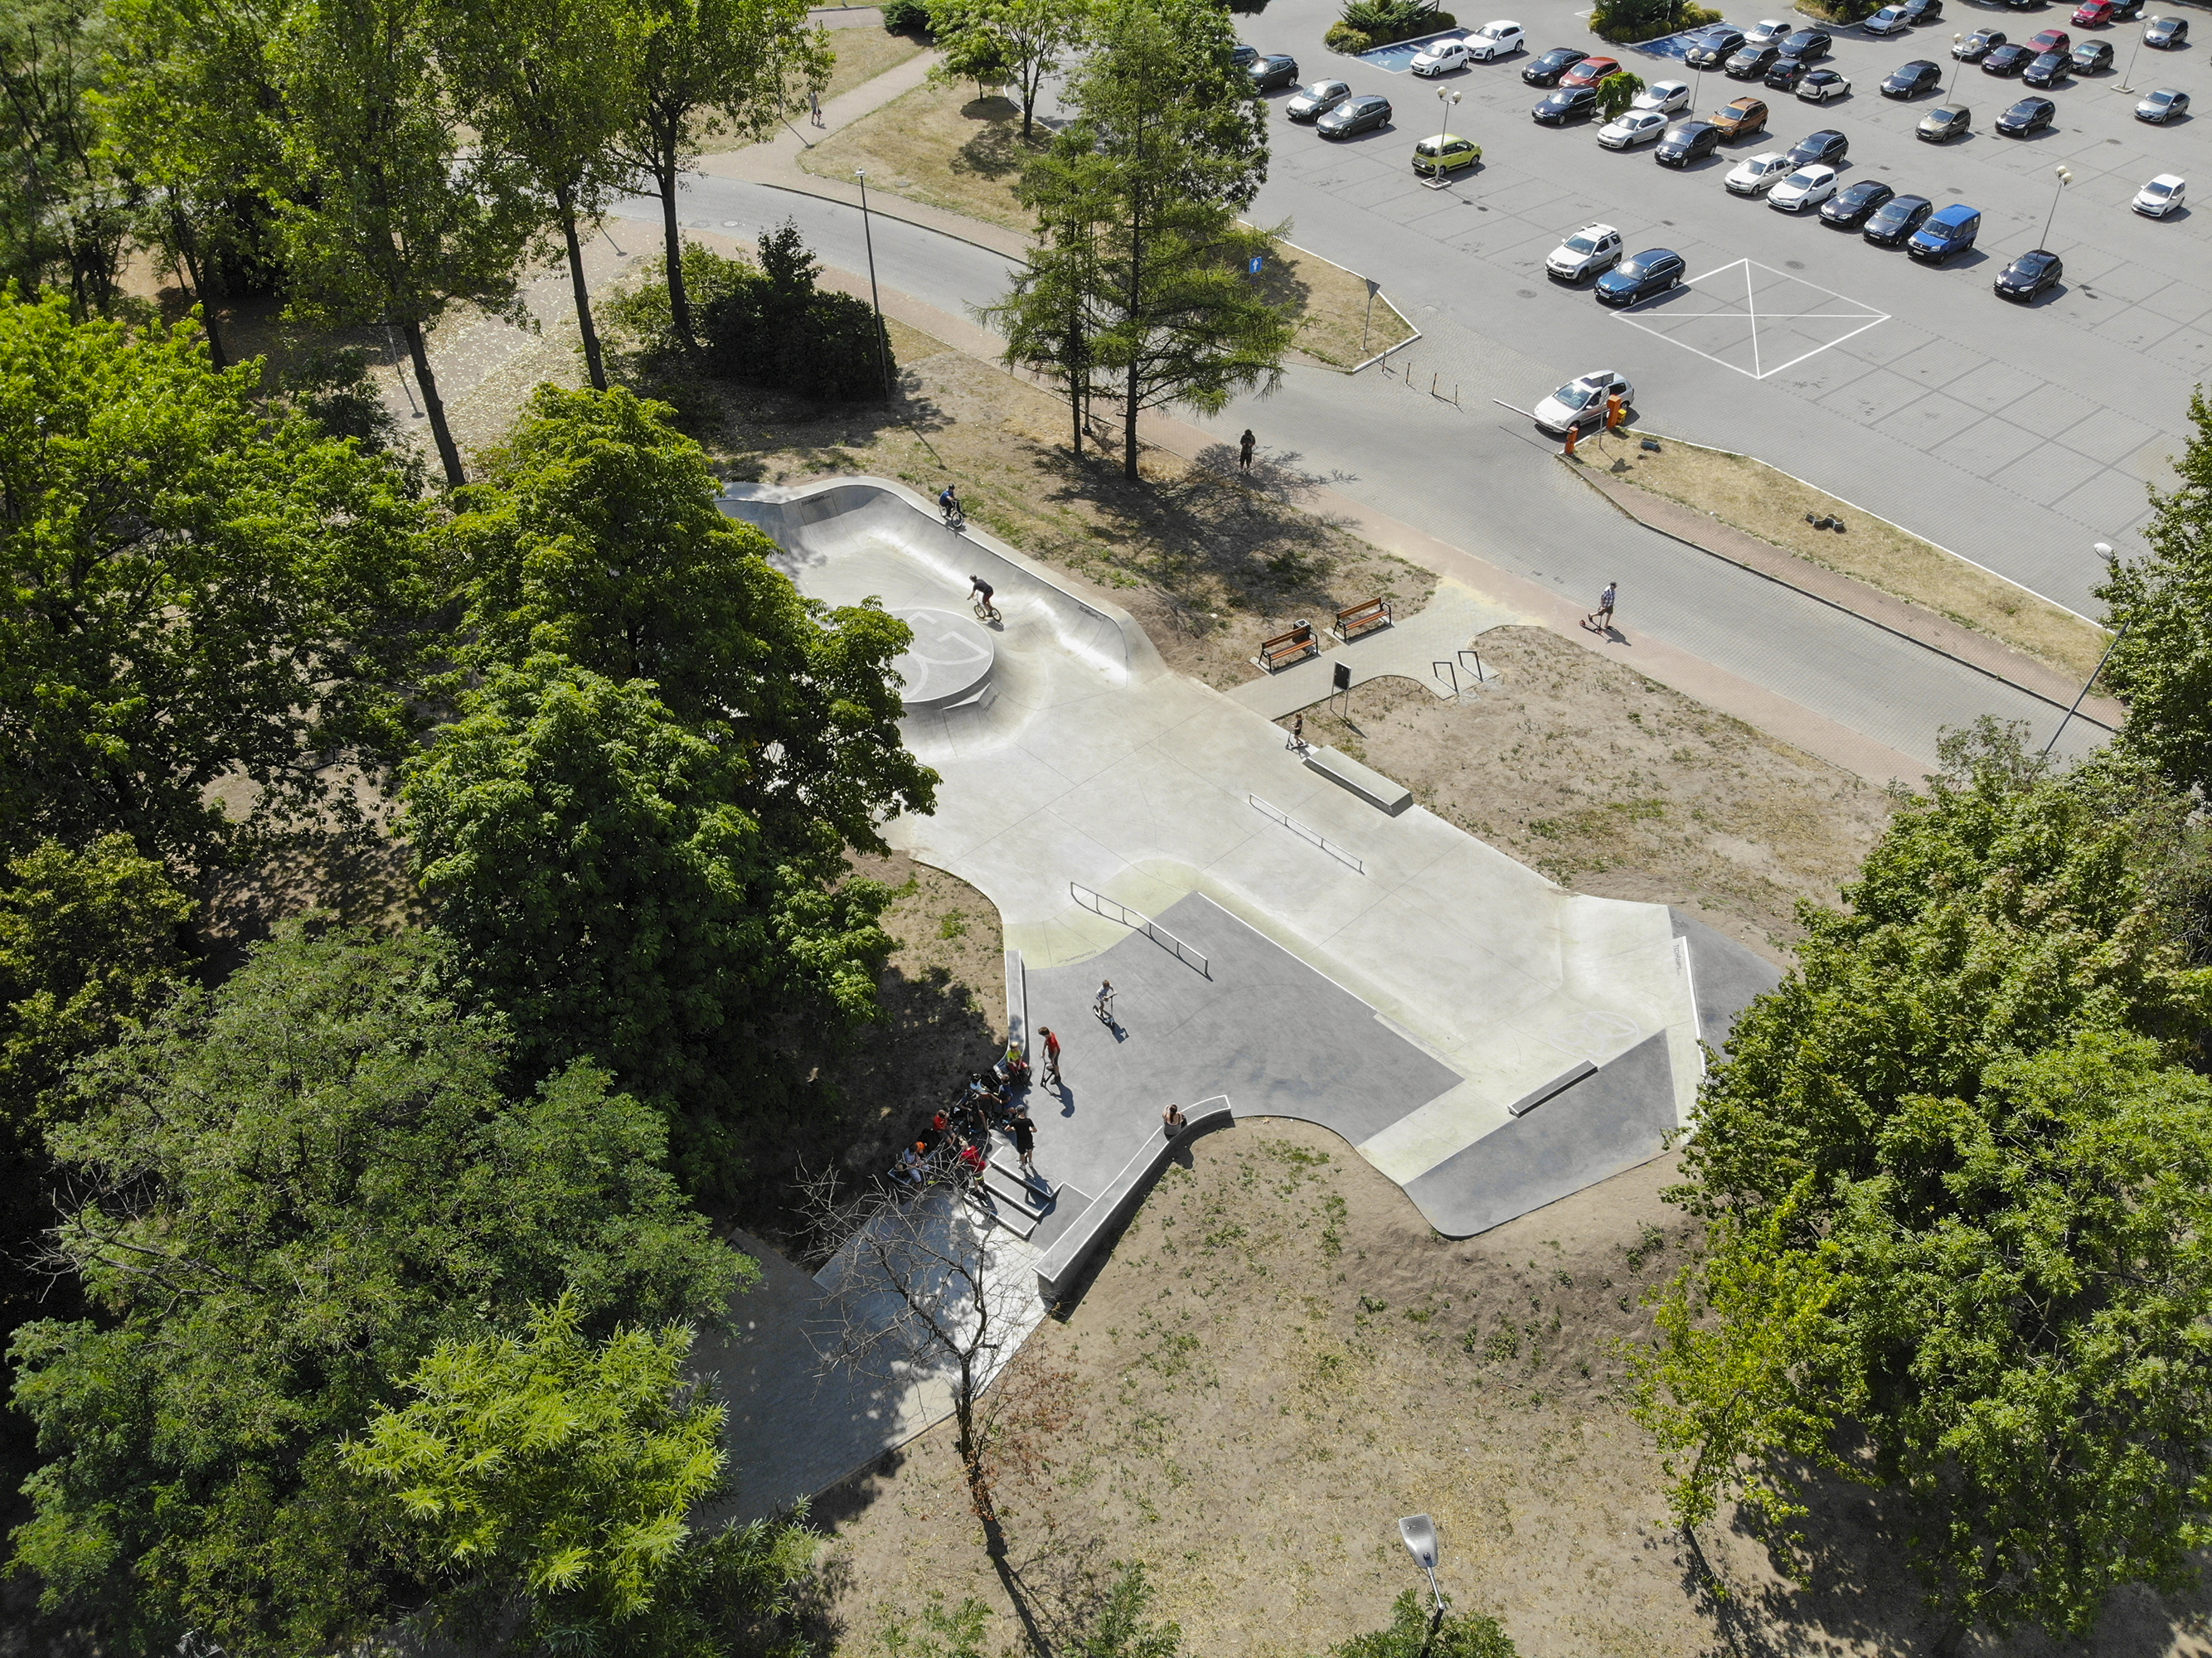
[1669,907,1784,1055]
[1229,579,1527,720]
[1303,744,1414,815]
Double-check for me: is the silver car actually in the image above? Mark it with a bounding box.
[1545,223,1624,281]
[1286,80,1352,120]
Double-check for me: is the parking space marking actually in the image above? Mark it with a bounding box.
[1614,257,1890,381]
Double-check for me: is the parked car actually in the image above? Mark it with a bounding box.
[1982,43,2034,73]
[1996,95,2055,134]
[1684,27,1747,68]
[1598,107,1671,146]
[1409,37,1472,75]
[1883,59,1944,95]
[1769,163,1840,210]
[2070,40,2114,70]
[1411,131,1482,173]
[1532,371,1636,433]
[1654,119,1723,164]
[1713,95,1770,138]
[1788,128,1851,165]
[1781,27,1833,60]
[1560,54,1622,86]
[1907,201,1981,259]
[1533,84,1601,122]
[1799,67,1852,99]
[1726,149,1796,193]
[1594,248,1687,305]
[1635,78,1691,112]
[2144,15,2188,48]
[2026,27,2072,52]
[1286,80,1351,119]
[1901,0,1944,22]
[1745,17,1793,46]
[1232,43,1257,66]
[1766,56,1812,90]
[2074,0,2141,22]
[2023,51,2070,85]
[2137,87,2190,120]
[1955,26,2004,58]
[1546,223,1624,280]
[1463,19,1526,58]
[2133,172,2186,214]
[1864,191,1935,243]
[1727,42,1782,76]
[1248,54,1299,90]
[1918,100,1972,138]
[1317,94,1392,136]
[1993,248,2063,298]
[1864,5,1914,36]
[1522,46,1589,85]
[1822,177,1897,224]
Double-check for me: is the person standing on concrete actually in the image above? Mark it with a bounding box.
[1009,1106,1038,1177]
[1239,429,1256,472]
[1039,1026,1062,1087]
[1585,582,1618,634]
[1287,712,1304,751]
[1162,1102,1187,1136]
[1094,979,1115,1024]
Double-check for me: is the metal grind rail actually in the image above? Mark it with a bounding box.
[1248,795,1367,875]
[1069,883,1211,977]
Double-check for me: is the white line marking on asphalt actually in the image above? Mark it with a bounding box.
[1613,256,1890,381]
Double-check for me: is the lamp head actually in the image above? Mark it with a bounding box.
[2095,541,2114,563]
[1399,1515,1440,1572]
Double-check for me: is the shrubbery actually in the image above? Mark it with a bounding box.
[1588,0,1721,41]
[1327,0,1457,52]
[882,0,933,32]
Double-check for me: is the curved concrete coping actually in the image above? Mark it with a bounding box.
[1033,1094,1234,1304]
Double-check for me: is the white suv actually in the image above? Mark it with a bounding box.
[1409,36,1472,75]
[1545,223,1624,281]
[1464,19,1526,58]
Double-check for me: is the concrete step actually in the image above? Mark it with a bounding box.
[987,1152,1055,1206]
[962,1182,1040,1239]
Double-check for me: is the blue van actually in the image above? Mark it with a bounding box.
[1907,203,1982,262]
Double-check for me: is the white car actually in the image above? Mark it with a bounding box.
[1597,108,1669,147]
[1545,222,1624,280]
[2133,172,2185,216]
[1768,162,1839,210]
[1532,371,1636,434]
[1744,17,1792,46]
[1409,37,1472,75]
[1862,4,1913,33]
[1633,77,1691,113]
[1464,18,1526,59]
[1725,151,1795,195]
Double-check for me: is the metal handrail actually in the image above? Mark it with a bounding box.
[1249,795,1366,875]
[1069,884,1210,977]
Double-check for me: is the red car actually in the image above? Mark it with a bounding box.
[2027,27,2071,51]
[1560,54,1623,86]
[2072,0,2112,24]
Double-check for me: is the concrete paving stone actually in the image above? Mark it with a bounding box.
[1991,440,2107,505]
[1825,315,1943,368]
[2083,257,2180,303]
[2087,303,2181,351]
[2136,282,2212,325]
[1888,333,1998,389]
[1930,413,2050,473]
[2050,463,2163,538]
[2118,429,2187,481]
[2003,378,2103,434]
[1872,387,1986,446]
[2056,405,2164,463]
[1941,356,2049,414]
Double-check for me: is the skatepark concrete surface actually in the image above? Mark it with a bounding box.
[724,476,1783,1240]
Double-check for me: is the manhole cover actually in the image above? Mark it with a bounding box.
[888,608,996,710]
[1786,259,1805,269]
[1516,288,1536,298]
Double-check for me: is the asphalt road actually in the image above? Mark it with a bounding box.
[1228,0,2205,614]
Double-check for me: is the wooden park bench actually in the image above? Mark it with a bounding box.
[1332,596,1393,642]
[1255,620,1319,672]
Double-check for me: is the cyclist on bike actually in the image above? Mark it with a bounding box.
[968,573,998,622]
[939,483,962,526]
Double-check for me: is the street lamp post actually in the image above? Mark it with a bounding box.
[1398,1516,1448,1658]
[2043,542,2122,758]
[854,168,894,408]
[2118,28,2145,91]
[1437,85,1461,127]
[1948,32,1964,93]
[2041,162,2074,246]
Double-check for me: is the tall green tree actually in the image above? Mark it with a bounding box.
[266,0,537,486]
[1592,70,1645,121]
[1630,726,2212,1645]
[0,293,433,877]
[0,0,133,314]
[1010,0,1291,478]
[931,0,1084,139]
[7,923,751,1656]
[2097,387,2212,798]
[614,0,829,351]
[346,1293,817,1656]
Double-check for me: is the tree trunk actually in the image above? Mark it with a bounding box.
[400,318,466,488]
[655,138,696,353]
[167,199,227,370]
[556,183,608,390]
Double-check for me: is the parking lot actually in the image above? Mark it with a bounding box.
[1235,0,2205,613]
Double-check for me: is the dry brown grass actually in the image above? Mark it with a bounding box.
[700,26,926,153]
[1607,436,2111,681]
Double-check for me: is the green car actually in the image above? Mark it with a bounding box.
[1412,132,1482,176]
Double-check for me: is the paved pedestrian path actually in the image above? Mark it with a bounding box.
[1228,580,1524,720]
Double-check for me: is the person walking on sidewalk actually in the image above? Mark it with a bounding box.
[1239,429,1256,472]
[1584,581,1618,634]
[1287,712,1304,751]
[1009,1107,1038,1177]
[1039,1026,1061,1087]
[810,89,823,127]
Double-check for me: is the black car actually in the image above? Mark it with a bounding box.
[1993,248,2062,300]
[1997,94,2055,133]
[1727,42,1782,76]
[1248,53,1299,90]
[1231,43,1257,66]
[1822,177,1897,224]
[1594,248,1686,306]
[1864,191,1934,244]
[2145,15,2187,47]
[2070,38,2114,69]
[1788,128,1851,167]
[1956,27,2004,58]
[1780,27,1833,60]
[1765,56,1811,89]
[1522,46,1589,85]
[1901,0,1943,21]
[1982,42,2034,73]
[2023,50,2070,85]
[1317,94,1391,137]
[1883,58,1944,95]
[1532,84,1600,122]
[1653,119,1723,164]
[1684,27,1747,68]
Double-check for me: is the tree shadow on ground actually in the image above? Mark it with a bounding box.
[623,364,948,481]
[199,820,420,979]
[948,95,1045,185]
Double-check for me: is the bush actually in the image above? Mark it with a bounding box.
[1326,1592,1519,1658]
[699,222,895,403]
[1324,19,1371,48]
[1329,0,1457,48]
[1588,0,1720,41]
[881,0,932,33]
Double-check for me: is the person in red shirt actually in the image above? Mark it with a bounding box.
[1039,1026,1062,1087]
